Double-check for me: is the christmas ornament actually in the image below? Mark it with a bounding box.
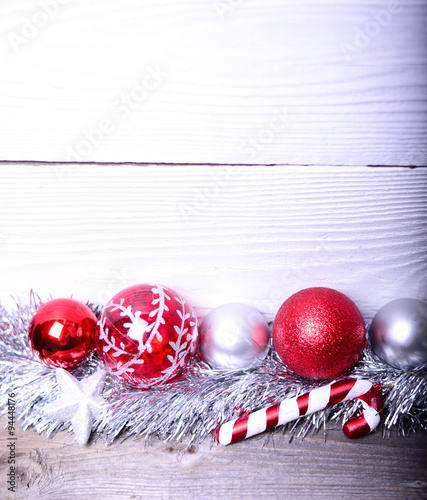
[97,284,198,388]
[44,368,106,445]
[1,292,426,449]
[342,383,384,439]
[28,298,97,369]
[368,298,427,370]
[273,287,366,380]
[216,378,383,445]
[199,303,270,370]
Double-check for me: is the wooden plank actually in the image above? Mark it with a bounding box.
[0,1,426,165]
[1,415,426,499]
[1,164,426,499]
[0,164,426,321]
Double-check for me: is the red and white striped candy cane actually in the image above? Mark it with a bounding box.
[215,378,383,445]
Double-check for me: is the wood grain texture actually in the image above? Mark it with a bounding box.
[0,1,426,165]
[1,415,426,500]
[0,164,426,321]
[1,164,426,499]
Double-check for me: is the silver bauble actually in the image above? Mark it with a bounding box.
[199,303,270,370]
[369,298,427,370]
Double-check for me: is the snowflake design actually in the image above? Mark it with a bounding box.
[98,285,171,377]
[115,305,148,350]
[153,294,198,385]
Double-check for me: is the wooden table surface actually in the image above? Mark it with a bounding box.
[1,415,426,500]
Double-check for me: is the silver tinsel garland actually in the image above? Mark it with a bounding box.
[1,294,426,447]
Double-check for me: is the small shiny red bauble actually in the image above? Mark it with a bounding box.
[97,284,198,388]
[28,298,97,369]
[273,287,366,380]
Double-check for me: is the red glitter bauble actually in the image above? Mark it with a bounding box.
[272,287,366,380]
[28,298,97,369]
[97,284,198,388]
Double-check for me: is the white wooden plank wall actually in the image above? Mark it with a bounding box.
[0,3,426,497]
[0,1,426,165]
[1,165,425,322]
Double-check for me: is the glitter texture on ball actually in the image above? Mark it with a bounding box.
[272,287,366,380]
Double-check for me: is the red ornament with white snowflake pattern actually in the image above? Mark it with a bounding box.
[97,284,198,388]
